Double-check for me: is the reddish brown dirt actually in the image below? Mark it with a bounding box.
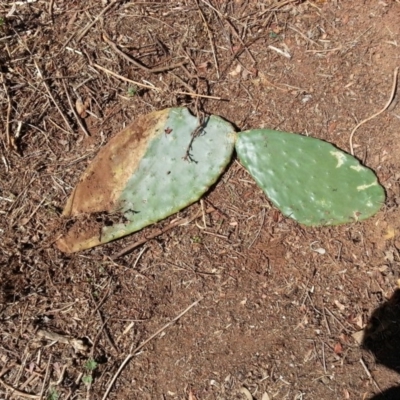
[1,1,400,400]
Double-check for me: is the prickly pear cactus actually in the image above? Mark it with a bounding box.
[57,108,236,253]
[235,129,385,226]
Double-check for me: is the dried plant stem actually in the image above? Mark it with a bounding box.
[39,355,52,400]
[101,298,203,400]
[64,0,122,47]
[92,63,161,90]
[359,357,381,393]
[0,74,12,148]
[61,78,90,136]
[102,34,185,73]
[349,67,399,155]
[92,63,223,100]
[34,61,74,134]
[195,0,220,78]
[0,378,40,399]
[175,91,222,100]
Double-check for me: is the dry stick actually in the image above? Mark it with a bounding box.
[48,0,54,23]
[102,34,185,73]
[288,24,321,48]
[34,61,74,134]
[195,0,220,79]
[92,63,222,100]
[101,298,203,400]
[200,0,256,63]
[306,46,342,54]
[39,355,52,400]
[225,18,256,64]
[61,78,90,136]
[0,378,40,399]
[176,91,222,100]
[92,63,161,91]
[359,357,381,393]
[349,67,399,155]
[169,71,195,92]
[258,0,302,16]
[0,73,12,148]
[248,208,266,249]
[111,207,216,260]
[64,0,121,47]
[90,291,119,354]
[19,374,39,393]
[21,197,46,226]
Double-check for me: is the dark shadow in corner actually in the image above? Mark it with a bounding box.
[363,288,400,400]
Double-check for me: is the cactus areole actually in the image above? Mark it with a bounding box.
[235,129,385,226]
[56,108,236,253]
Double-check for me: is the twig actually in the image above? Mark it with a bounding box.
[200,199,207,228]
[90,291,119,354]
[0,378,40,399]
[349,67,399,155]
[39,355,52,400]
[203,231,229,240]
[64,372,83,400]
[306,47,342,53]
[21,197,46,226]
[34,61,74,134]
[268,45,291,59]
[61,78,90,136]
[169,71,195,92]
[321,342,327,374]
[48,0,54,23]
[111,207,216,259]
[64,0,121,47]
[91,63,161,91]
[359,357,381,393]
[54,364,67,386]
[175,91,222,100]
[90,63,224,100]
[102,34,185,73]
[132,246,147,269]
[322,307,331,335]
[248,208,265,249]
[0,73,12,149]
[288,24,321,47]
[195,0,220,78]
[324,307,351,333]
[258,0,302,16]
[101,298,203,400]
[201,1,255,63]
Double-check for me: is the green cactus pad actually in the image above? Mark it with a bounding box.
[57,108,236,253]
[235,129,385,226]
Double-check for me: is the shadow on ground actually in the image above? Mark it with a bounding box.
[363,289,400,400]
